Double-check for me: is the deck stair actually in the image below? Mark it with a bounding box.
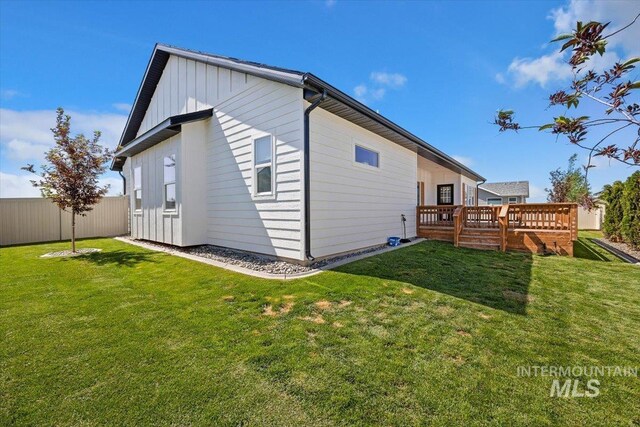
[458,228,501,250]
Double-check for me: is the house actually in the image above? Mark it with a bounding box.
[111,44,485,264]
[478,181,529,205]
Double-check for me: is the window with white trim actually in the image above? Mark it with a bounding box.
[355,145,379,168]
[464,183,475,206]
[487,197,502,205]
[133,166,142,211]
[254,135,273,195]
[163,154,176,210]
[508,197,518,204]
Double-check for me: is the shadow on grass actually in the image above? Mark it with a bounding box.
[64,250,158,267]
[573,237,614,262]
[334,240,533,315]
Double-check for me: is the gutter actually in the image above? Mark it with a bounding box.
[303,89,327,261]
[476,179,486,206]
[118,171,127,196]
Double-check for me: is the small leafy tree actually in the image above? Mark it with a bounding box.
[23,108,112,252]
[546,154,590,204]
[495,15,640,205]
[621,171,640,248]
[600,180,625,241]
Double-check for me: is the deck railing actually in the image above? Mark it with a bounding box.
[416,205,459,227]
[462,206,501,228]
[417,203,578,253]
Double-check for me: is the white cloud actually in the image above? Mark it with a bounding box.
[112,103,132,113]
[549,0,640,57]
[5,139,50,161]
[370,72,407,88]
[499,0,638,88]
[0,171,124,198]
[0,108,127,162]
[507,51,573,88]
[452,155,474,167]
[0,172,41,198]
[353,71,407,104]
[325,0,336,8]
[354,84,368,98]
[1,89,23,101]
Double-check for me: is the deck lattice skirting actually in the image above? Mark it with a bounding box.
[417,203,578,256]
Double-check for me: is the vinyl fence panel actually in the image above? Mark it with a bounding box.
[0,197,129,246]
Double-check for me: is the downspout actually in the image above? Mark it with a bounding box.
[303,90,327,261]
[475,179,486,206]
[118,170,127,196]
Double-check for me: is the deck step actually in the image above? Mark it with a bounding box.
[459,241,500,251]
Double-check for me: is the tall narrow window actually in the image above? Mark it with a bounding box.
[254,135,273,195]
[164,154,176,210]
[465,183,475,206]
[134,166,142,211]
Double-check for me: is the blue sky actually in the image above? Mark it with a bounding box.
[1,0,638,200]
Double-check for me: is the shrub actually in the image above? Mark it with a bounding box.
[601,181,624,241]
[621,171,640,249]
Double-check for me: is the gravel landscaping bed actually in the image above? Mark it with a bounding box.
[40,248,102,258]
[596,238,640,263]
[124,237,392,275]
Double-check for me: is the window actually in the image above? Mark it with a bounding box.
[508,197,518,204]
[464,183,475,206]
[355,145,379,168]
[254,135,273,195]
[133,166,142,211]
[487,197,502,205]
[164,154,176,210]
[437,184,454,205]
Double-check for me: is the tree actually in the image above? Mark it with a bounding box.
[621,171,640,249]
[600,180,625,241]
[23,108,112,253]
[494,15,640,205]
[546,154,591,205]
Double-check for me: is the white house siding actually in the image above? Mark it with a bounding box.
[136,55,253,137]
[309,107,417,259]
[206,79,304,260]
[129,135,183,245]
[417,156,465,205]
[129,54,304,258]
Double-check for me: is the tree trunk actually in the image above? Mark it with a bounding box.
[71,210,76,253]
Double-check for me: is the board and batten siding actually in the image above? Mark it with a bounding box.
[309,106,418,259]
[130,53,304,259]
[129,135,183,245]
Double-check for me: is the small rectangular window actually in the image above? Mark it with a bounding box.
[355,145,379,168]
[164,155,176,210]
[487,197,502,205]
[254,136,273,195]
[133,166,142,211]
[508,197,518,204]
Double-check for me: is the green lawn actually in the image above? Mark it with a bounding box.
[1,233,639,426]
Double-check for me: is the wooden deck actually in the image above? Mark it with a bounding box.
[417,203,578,256]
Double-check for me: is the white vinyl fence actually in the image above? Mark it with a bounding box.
[0,196,129,246]
[577,204,605,230]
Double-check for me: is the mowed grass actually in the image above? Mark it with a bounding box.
[1,233,639,426]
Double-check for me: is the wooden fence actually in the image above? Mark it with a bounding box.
[0,197,129,246]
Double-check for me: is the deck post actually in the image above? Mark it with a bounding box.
[453,207,463,247]
[498,205,509,252]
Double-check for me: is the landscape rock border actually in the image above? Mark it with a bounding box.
[115,237,424,280]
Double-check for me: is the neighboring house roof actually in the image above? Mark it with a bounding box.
[112,43,485,180]
[479,181,529,198]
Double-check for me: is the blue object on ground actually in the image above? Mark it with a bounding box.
[388,237,401,246]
